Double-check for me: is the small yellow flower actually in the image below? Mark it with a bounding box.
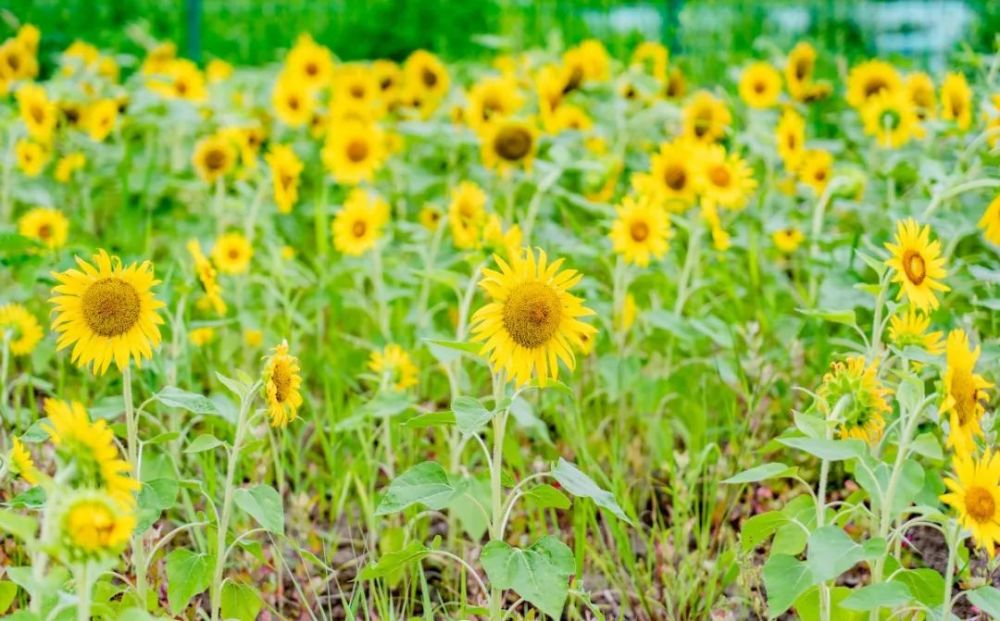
[940,72,972,131]
[18,207,69,250]
[615,292,637,332]
[696,145,757,210]
[243,328,263,348]
[772,227,804,254]
[147,59,206,103]
[332,189,390,256]
[55,152,86,183]
[941,451,1000,558]
[609,194,671,267]
[798,149,833,194]
[206,58,233,83]
[57,491,135,561]
[631,41,668,81]
[481,119,538,174]
[846,60,902,109]
[739,62,782,108]
[265,144,304,214]
[272,75,314,127]
[9,437,40,485]
[188,327,215,346]
[884,219,949,311]
[449,181,488,249]
[85,98,118,142]
[419,204,443,231]
[193,133,236,184]
[17,83,57,142]
[16,139,48,177]
[682,91,730,143]
[321,121,386,185]
[0,303,44,357]
[368,344,418,391]
[404,49,450,102]
[262,340,303,428]
[887,307,943,354]
[211,232,253,275]
[187,239,227,316]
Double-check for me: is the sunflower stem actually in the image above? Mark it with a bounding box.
[673,220,701,315]
[941,520,960,620]
[75,563,92,621]
[371,242,390,340]
[868,270,890,361]
[314,178,329,258]
[488,371,509,621]
[123,365,148,605]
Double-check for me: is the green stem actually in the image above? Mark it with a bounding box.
[371,243,390,340]
[520,167,562,244]
[941,521,960,620]
[807,178,844,306]
[488,372,509,621]
[123,366,148,605]
[868,272,889,361]
[76,564,91,621]
[921,178,1000,220]
[673,222,702,315]
[314,178,329,258]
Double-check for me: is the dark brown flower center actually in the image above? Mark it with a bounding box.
[346,139,369,163]
[81,278,141,337]
[494,126,532,161]
[630,221,650,242]
[902,250,926,285]
[352,220,367,238]
[502,281,562,348]
[966,486,995,523]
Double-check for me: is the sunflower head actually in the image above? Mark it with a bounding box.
[797,148,833,194]
[631,41,668,81]
[55,152,86,183]
[860,90,922,149]
[772,227,804,254]
[785,42,816,98]
[0,303,44,356]
[940,72,972,130]
[942,329,993,456]
[404,49,450,102]
[16,139,48,177]
[9,436,41,485]
[739,62,782,109]
[633,139,698,211]
[817,356,891,444]
[609,194,671,267]
[448,181,488,249]
[884,219,949,312]
[262,340,303,428]
[941,451,1000,558]
[18,207,69,250]
[846,59,902,109]
[419,204,443,231]
[887,307,943,355]
[272,75,314,127]
[332,188,390,256]
[211,232,254,275]
[683,91,731,143]
[696,145,757,210]
[53,490,135,562]
[265,144,304,214]
[321,121,386,186]
[481,119,538,174]
[368,344,418,391]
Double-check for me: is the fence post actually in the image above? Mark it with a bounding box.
[186,0,202,61]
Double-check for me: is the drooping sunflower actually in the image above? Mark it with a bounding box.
[0,303,43,356]
[798,148,833,194]
[85,98,118,142]
[187,239,226,316]
[887,307,943,354]
[632,140,699,211]
[470,248,597,387]
[321,121,386,185]
[211,232,253,275]
[332,188,390,256]
[697,145,758,210]
[884,219,949,311]
[9,437,40,485]
[861,90,922,149]
[54,152,86,183]
[682,91,731,143]
[772,227,804,254]
[44,399,139,506]
[942,329,993,456]
[784,42,817,101]
[738,62,782,109]
[941,451,1000,558]
[631,41,668,81]
[16,139,48,177]
[940,72,972,131]
[448,181,488,249]
[265,144,304,215]
[272,76,314,128]
[50,250,164,375]
[775,109,806,170]
[18,207,69,250]
[905,72,936,120]
[980,195,1000,245]
[284,34,335,91]
[368,344,418,391]
[55,490,136,562]
[16,83,57,142]
[480,119,538,174]
[262,340,303,428]
[404,50,450,102]
[846,60,902,109]
[192,133,236,184]
[609,195,671,267]
[817,356,891,444]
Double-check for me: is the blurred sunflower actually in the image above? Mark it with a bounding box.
[818,356,891,444]
[265,144,304,214]
[784,42,816,101]
[682,91,730,143]
[332,65,382,116]
[54,152,86,183]
[332,188,390,256]
[55,491,135,561]
[16,83,57,142]
[147,59,206,103]
[884,219,948,311]
[18,206,69,250]
[189,327,214,346]
[545,104,592,134]
[979,195,1000,245]
[368,344,418,391]
[941,451,1000,558]
[633,140,698,211]
[772,227,804,254]
[631,41,668,81]
[697,145,757,210]
[404,49,450,102]
[9,437,40,484]
[483,214,523,259]
[798,148,833,194]
[942,329,993,456]
[0,303,44,356]
[321,121,386,185]
[16,139,48,177]
[448,181,488,249]
[192,133,236,184]
[860,90,922,148]
[85,98,118,142]
[466,76,523,132]
[372,59,403,106]
[212,232,253,275]
[940,72,972,130]
[846,60,902,109]
[284,34,335,91]
[738,62,781,108]
[262,340,303,428]
[663,67,686,100]
[206,58,233,83]
[471,248,597,387]
[272,76,314,127]
[187,239,226,316]
[887,307,943,354]
[481,119,538,174]
[419,204,443,231]
[50,250,164,375]
[610,194,671,267]
[905,72,936,120]
[775,109,806,170]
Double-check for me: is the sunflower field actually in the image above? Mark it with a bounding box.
[1,3,1000,620]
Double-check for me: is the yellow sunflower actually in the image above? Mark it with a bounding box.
[206,58,233,83]
[697,145,758,210]
[44,399,139,506]
[470,248,597,387]
[16,83,57,142]
[682,91,731,143]
[631,41,668,81]
[887,307,943,354]
[140,41,177,76]
[884,219,949,311]
[85,98,118,142]
[332,188,390,256]
[9,437,40,485]
[817,356,891,444]
[483,214,523,259]
[55,152,86,183]
[332,65,383,118]
[544,104,593,134]
[940,72,972,131]
[404,49,450,102]
[0,38,38,85]
[262,340,303,428]
[211,232,253,275]
[284,34,335,91]
[631,140,699,211]
[18,207,69,250]
[941,451,1000,558]
[775,109,806,170]
[772,227,804,254]
[979,195,1000,245]
[481,119,538,174]
[56,491,136,561]
[798,148,833,194]
[50,250,164,375]
[942,329,993,456]
[466,76,523,132]
[321,120,386,185]
[368,344,418,391]
[192,133,236,184]
[739,62,782,109]
[609,194,671,267]
[188,327,214,346]
[16,139,48,177]
[906,72,936,120]
[449,181,488,249]
[0,304,43,356]
[663,66,686,100]
[272,76,314,128]
[187,239,226,316]
[265,144,304,214]
[846,60,902,109]
[784,42,817,101]
[419,204,443,231]
[372,59,403,106]
[147,59,206,103]
[861,90,923,148]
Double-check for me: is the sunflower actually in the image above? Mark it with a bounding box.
[85,98,118,142]
[941,451,1000,558]
[18,207,69,250]
[906,72,936,120]
[979,195,1000,245]
[817,356,891,444]
[16,83,57,142]
[887,307,943,354]
[284,34,334,91]
[470,248,597,387]
[404,49,450,102]
[631,41,668,81]
[368,344,418,391]
[772,227,804,254]
[536,64,568,117]
[697,145,757,210]
[739,62,782,109]
[192,133,236,184]
[483,214,523,259]
[683,91,731,143]
[9,437,40,485]
[206,58,233,83]
[0,304,43,356]
[846,60,902,109]
[0,38,38,85]
[884,219,949,311]
[332,65,383,117]
[147,59,206,103]
[332,188,390,256]
[775,109,806,170]
[265,144,303,214]
[262,340,303,428]
[16,139,48,177]
[187,239,226,316]
[55,152,86,183]
[632,140,699,211]
[449,181,488,249]
[50,250,164,375]
[372,59,403,106]
[140,41,176,75]
[44,399,139,506]
[219,126,264,171]
[419,204,443,231]
[272,76,314,128]
[663,67,686,100]
[942,329,993,456]
[610,194,671,267]
[480,119,538,174]
[784,42,816,101]
[55,491,136,561]
[466,76,523,132]
[211,232,253,275]
[861,90,923,149]
[940,72,972,131]
[243,329,264,348]
[544,104,593,134]
[188,327,214,346]
[798,148,833,194]
[321,121,386,185]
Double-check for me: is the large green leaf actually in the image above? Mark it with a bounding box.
[155,386,218,415]
[966,586,1000,618]
[480,536,575,619]
[762,554,814,617]
[221,580,264,621]
[778,438,865,461]
[840,582,912,611]
[550,458,631,523]
[452,396,493,435]
[374,461,457,515]
[806,526,884,583]
[0,510,37,542]
[359,541,430,580]
[233,484,285,534]
[165,549,212,615]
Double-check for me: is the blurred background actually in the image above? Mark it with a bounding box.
[6,0,1000,77]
